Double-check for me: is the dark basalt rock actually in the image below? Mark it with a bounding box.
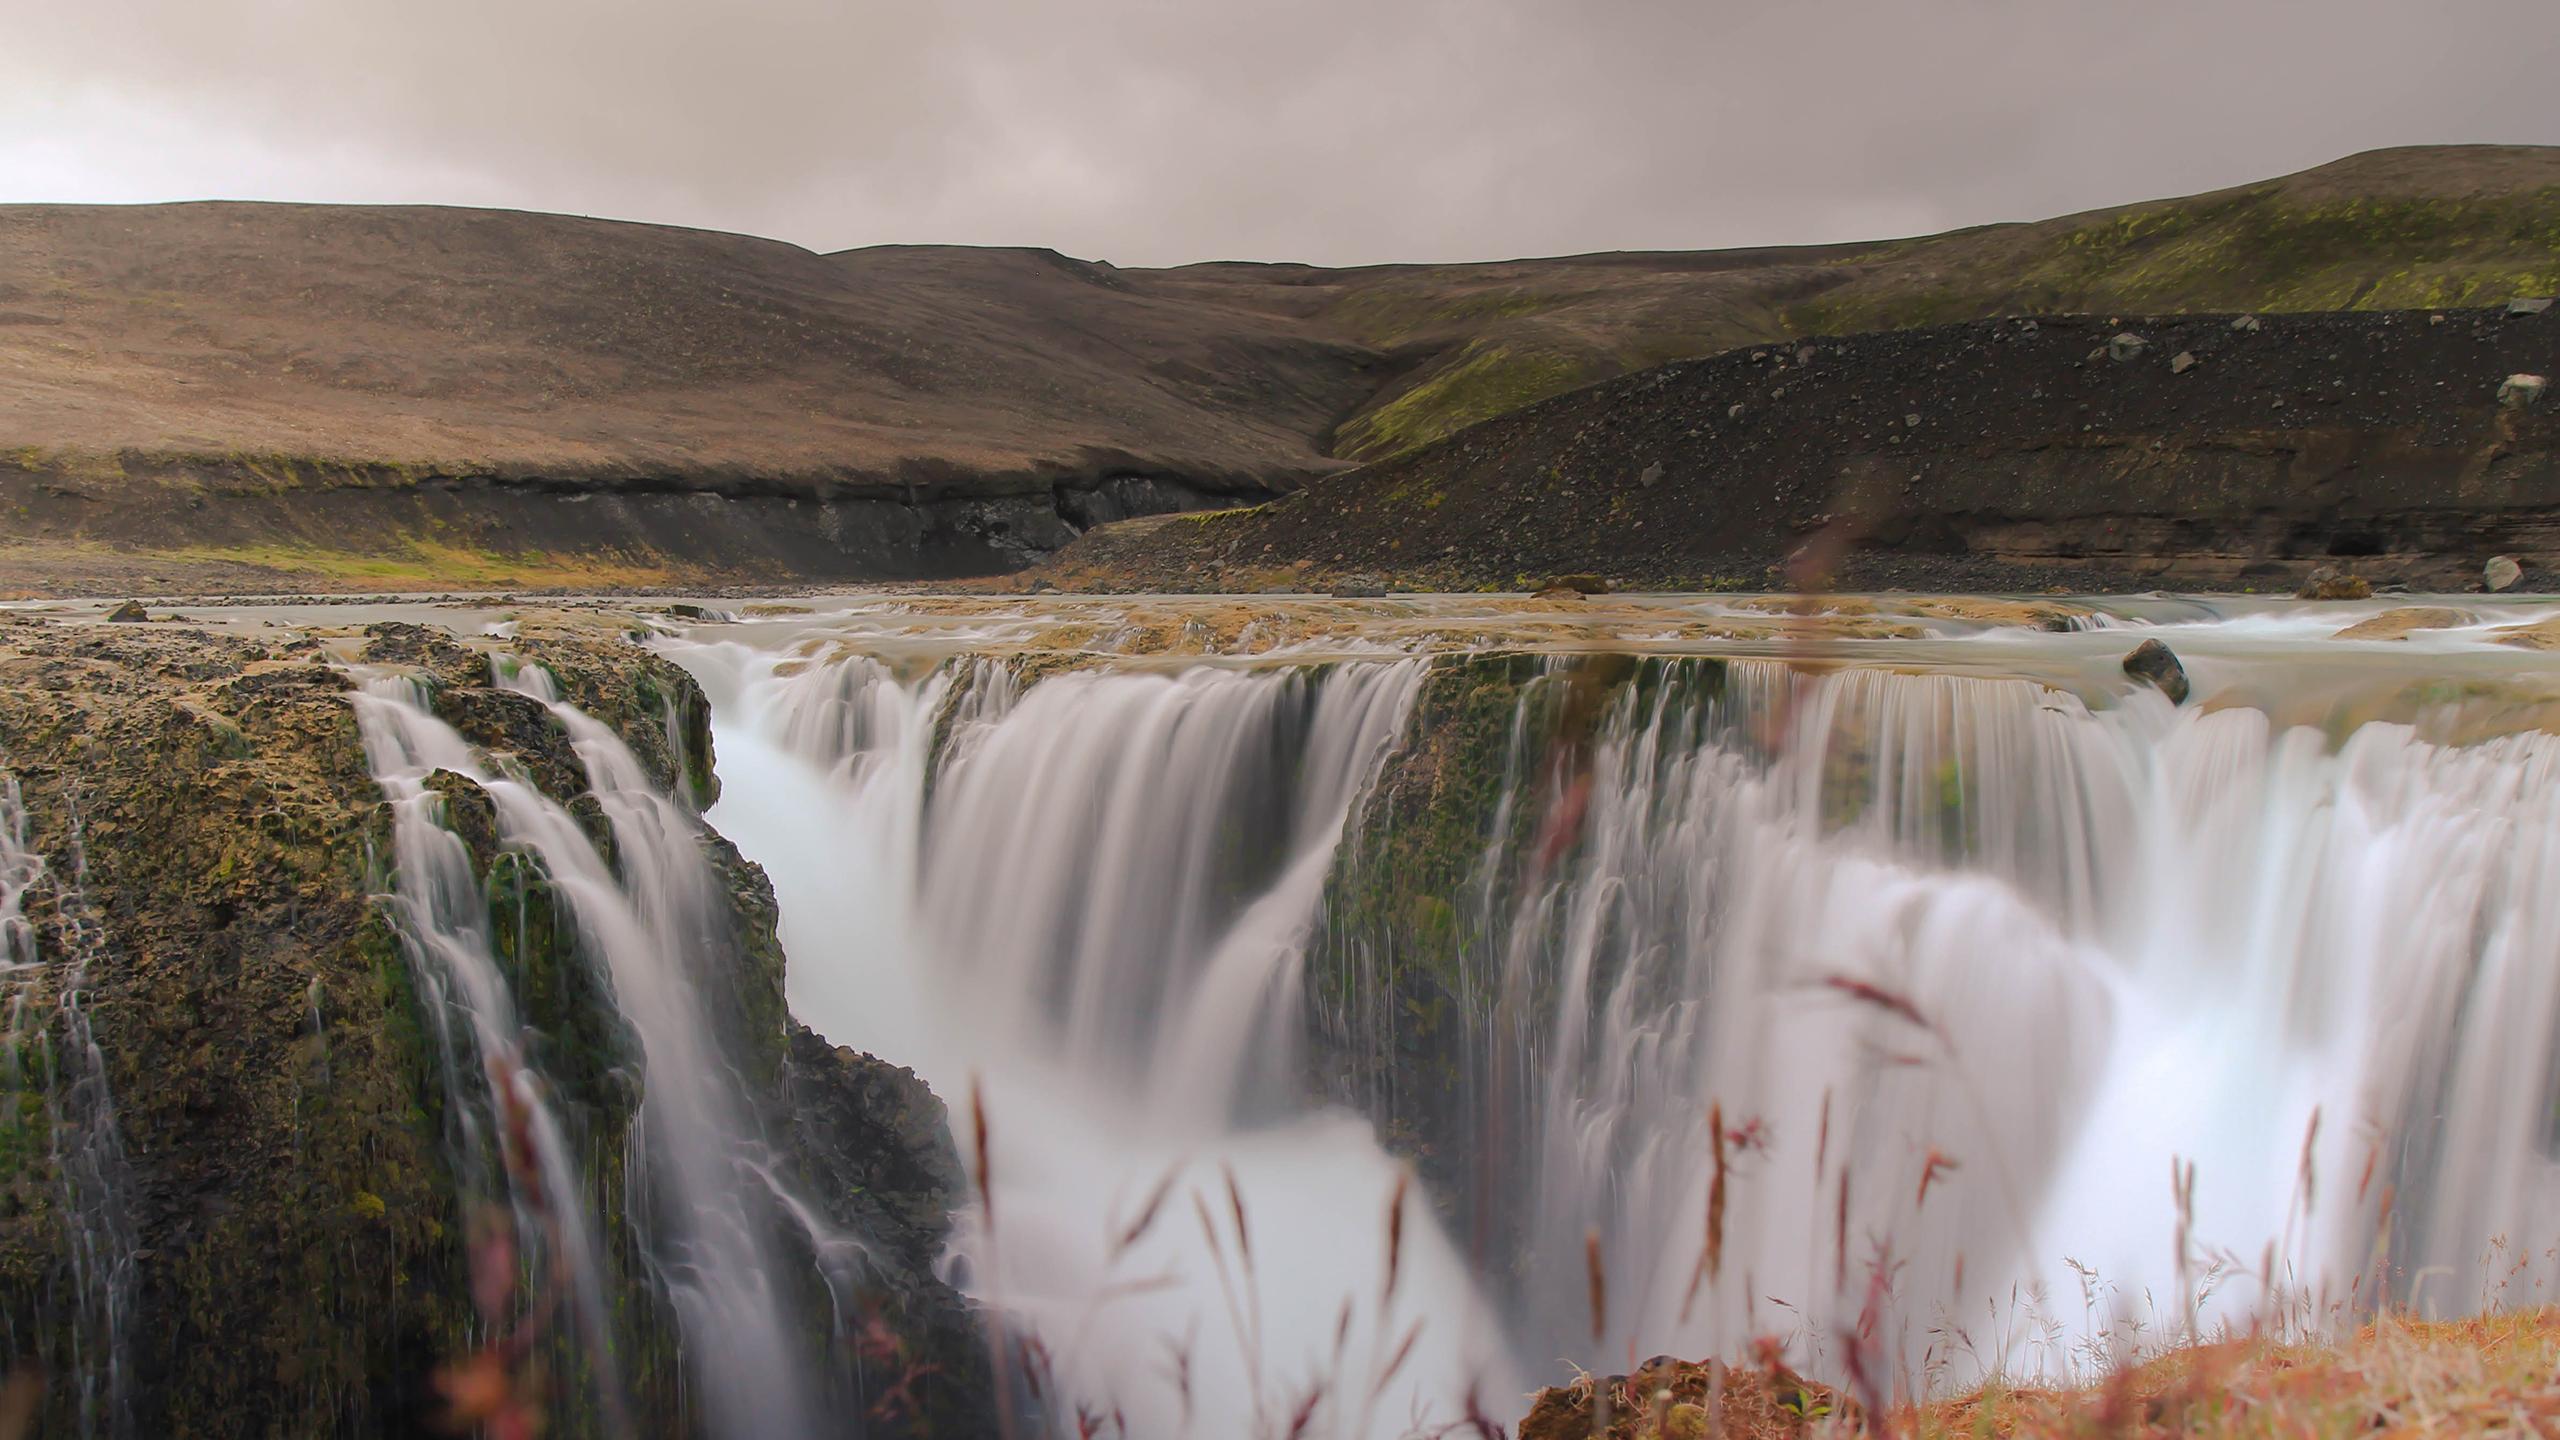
[2123,638,2191,704]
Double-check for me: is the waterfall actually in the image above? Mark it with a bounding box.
[0,777,142,1440]
[1327,653,2560,1391]
[352,668,832,1439]
[678,614,2560,1425]
[684,645,1515,1439]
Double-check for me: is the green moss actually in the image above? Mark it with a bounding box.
[1322,284,1574,348]
[1788,187,2560,336]
[1335,342,1609,460]
[154,538,675,589]
[1302,654,1732,1212]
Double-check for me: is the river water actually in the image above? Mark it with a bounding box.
[63,585,2520,1432]
[605,589,2560,1433]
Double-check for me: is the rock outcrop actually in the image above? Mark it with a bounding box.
[0,614,986,1436]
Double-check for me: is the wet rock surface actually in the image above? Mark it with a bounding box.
[2336,606,2473,640]
[0,613,986,1437]
[2122,638,2192,704]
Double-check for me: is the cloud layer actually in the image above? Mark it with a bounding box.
[10,0,2559,266]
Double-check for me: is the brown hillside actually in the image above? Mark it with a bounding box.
[2,145,2555,592]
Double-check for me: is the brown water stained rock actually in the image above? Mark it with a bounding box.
[2335,607,2471,640]
[2297,566,2375,601]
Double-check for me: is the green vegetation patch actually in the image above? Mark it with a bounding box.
[1321,283,1577,348]
[1335,341,1609,461]
[160,539,678,590]
[1789,187,2560,335]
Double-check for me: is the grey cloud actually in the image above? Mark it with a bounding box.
[6,0,2558,266]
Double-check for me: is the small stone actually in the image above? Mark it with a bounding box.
[2108,332,2149,362]
[2122,639,2189,705]
[2231,315,2264,333]
[2169,351,2198,375]
[2297,565,2374,601]
[2430,313,2447,326]
[2018,319,2039,333]
[1903,412,1922,427]
[2498,374,2548,410]
[105,600,149,622]
[1639,461,1666,489]
[1727,403,1746,420]
[2486,555,2524,592]
[2508,297,2554,316]
[1796,346,1817,364]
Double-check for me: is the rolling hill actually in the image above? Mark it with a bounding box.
[2,144,2554,593]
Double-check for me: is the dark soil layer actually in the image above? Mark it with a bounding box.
[1046,306,2560,594]
[4,145,2557,593]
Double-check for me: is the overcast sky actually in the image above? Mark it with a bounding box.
[7,0,2557,268]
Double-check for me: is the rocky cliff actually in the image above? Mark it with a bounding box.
[0,613,987,1436]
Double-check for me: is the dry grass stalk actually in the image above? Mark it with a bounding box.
[1682,1101,1733,1323]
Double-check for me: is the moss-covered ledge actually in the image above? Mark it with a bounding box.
[0,614,987,1437]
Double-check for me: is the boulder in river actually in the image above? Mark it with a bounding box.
[105,600,149,622]
[2297,566,2374,601]
[1331,577,1387,598]
[2334,607,2469,641]
[2486,555,2524,592]
[1535,573,1611,597]
[2122,638,2190,704]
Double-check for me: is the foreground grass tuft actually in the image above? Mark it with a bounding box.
[1522,1309,2560,1440]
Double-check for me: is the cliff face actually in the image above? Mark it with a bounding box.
[0,614,986,1436]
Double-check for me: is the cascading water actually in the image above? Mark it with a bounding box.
[352,666,838,1439]
[1456,656,2560,1387]
[669,597,2560,1428]
[684,646,1517,1438]
[0,776,142,1440]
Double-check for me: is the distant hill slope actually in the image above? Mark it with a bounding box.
[3,145,2555,593]
[1045,306,2560,595]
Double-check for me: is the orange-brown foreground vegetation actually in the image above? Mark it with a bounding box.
[1519,1311,2560,1440]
